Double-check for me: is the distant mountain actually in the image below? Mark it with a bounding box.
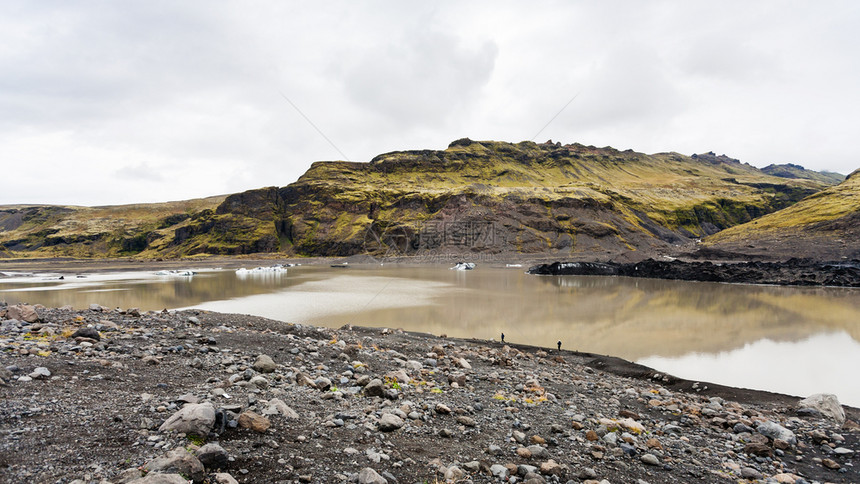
[704,168,860,260]
[0,139,837,260]
[0,197,229,259]
[761,163,845,185]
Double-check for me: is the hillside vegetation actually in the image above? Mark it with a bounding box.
[704,169,860,259]
[0,139,839,260]
[0,197,232,258]
[761,163,845,185]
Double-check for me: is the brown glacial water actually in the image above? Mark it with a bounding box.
[2,264,859,406]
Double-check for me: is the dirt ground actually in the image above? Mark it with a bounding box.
[1,303,857,484]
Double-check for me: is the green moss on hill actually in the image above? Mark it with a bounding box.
[0,140,840,259]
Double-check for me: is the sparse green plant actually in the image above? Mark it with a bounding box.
[384,376,401,390]
[186,434,205,446]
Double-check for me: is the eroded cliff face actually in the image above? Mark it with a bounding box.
[262,139,825,259]
[0,139,836,259]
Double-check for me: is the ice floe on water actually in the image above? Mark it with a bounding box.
[450,262,476,271]
[154,270,196,277]
[235,264,296,279]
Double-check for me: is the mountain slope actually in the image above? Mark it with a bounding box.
[0,139,836,260]
[762,163,845,185]
[704,169,860,259]
[0,196,232,258]
[259,139,827,258]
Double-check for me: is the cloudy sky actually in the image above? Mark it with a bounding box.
[2,1,859,206]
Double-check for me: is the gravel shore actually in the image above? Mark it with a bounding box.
[1,303,857,484]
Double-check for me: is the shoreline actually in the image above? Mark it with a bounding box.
[4,253,860,287]
[3,258,859,405]
[2,303,858,483]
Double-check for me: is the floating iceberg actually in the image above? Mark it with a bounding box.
[450,262,476,271]
[235,265,291,278]
[154,270,196,277]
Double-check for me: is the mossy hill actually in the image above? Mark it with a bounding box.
[761,163,845,185]
[704,168,860,260]
[0,139,841,260]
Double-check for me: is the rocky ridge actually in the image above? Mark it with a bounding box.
[761,164,845,186]
[1,139,836,261]
[1,302,858,483]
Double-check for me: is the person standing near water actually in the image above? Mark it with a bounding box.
[557,340,562,351]
[501,333,505,343]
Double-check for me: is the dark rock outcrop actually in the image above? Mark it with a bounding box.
[528,258,860,287]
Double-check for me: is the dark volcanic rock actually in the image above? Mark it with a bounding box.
[528,258,860,287]
[71,327,101,341]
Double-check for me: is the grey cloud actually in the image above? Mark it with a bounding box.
[1,1,858,206]
[341,29,498,128]
[114,163,165,183]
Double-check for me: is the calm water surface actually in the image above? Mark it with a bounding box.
[2,264,859,406]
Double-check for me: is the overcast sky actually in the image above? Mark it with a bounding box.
[2,1,859,206]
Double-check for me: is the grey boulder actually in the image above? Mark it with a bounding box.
[196,442,229,469]
[357,467,388,484]
[252,354,277,373]
[127,474,191,484]
[159,402,215,436]
[798,393,845,424]
[756,420,797,445]
[143,447,204,483]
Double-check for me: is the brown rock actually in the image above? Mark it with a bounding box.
[619,409,641,420]
[530,435,546,445]
[571,421,584,430]
[435,403,451,415]
[238,411,270,433]
[646,437,662,450]
[744,442,773,457]
[585,430,599,441]
[748,433,769,445]
[295,372,317,388]
[773,438,791,450]
[821,458,840,470]
[7,304,39,323]
[772,473,798,484]
[516,447,532,459]
[539,459,563,476]
[455,415,476,427]
[807,429,828,443]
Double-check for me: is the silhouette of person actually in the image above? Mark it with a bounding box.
[557,340,562,351]
[501,333,505,343]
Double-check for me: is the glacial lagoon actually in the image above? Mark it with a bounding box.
[2,264,859,406]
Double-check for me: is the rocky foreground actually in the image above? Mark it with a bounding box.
[0,303,858,484]
[528,259,860,287]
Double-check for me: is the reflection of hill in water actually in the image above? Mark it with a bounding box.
[0,270,330,313]
[1,267,858,362]
[323,271,860,360]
